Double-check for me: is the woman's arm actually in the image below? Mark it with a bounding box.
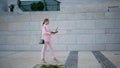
[51,31,58,34]
[44,26,51,34]
[44,25,58,35]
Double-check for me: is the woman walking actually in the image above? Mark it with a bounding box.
[41,18,58,63]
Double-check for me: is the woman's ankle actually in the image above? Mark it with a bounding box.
[41,58,46,63]
[41,58,45,60]
[53,57,57,61]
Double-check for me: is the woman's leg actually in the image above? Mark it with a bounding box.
[47,42,56,59]
[41,43,47,61]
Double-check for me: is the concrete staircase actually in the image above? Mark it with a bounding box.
[0,0,120,51]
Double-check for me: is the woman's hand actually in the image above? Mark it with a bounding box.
[51,31,58,34]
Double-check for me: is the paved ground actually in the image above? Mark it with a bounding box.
[0,51,120,68]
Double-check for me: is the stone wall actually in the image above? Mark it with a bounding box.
[0,0,120,51]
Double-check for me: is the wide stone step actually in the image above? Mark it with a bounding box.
[0,43,120,51]
[0,33,120,45]
[0,12,120,23]
[61,3,120,12]
[0,20,120,31]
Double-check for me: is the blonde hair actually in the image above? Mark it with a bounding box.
[42,18,49,26]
